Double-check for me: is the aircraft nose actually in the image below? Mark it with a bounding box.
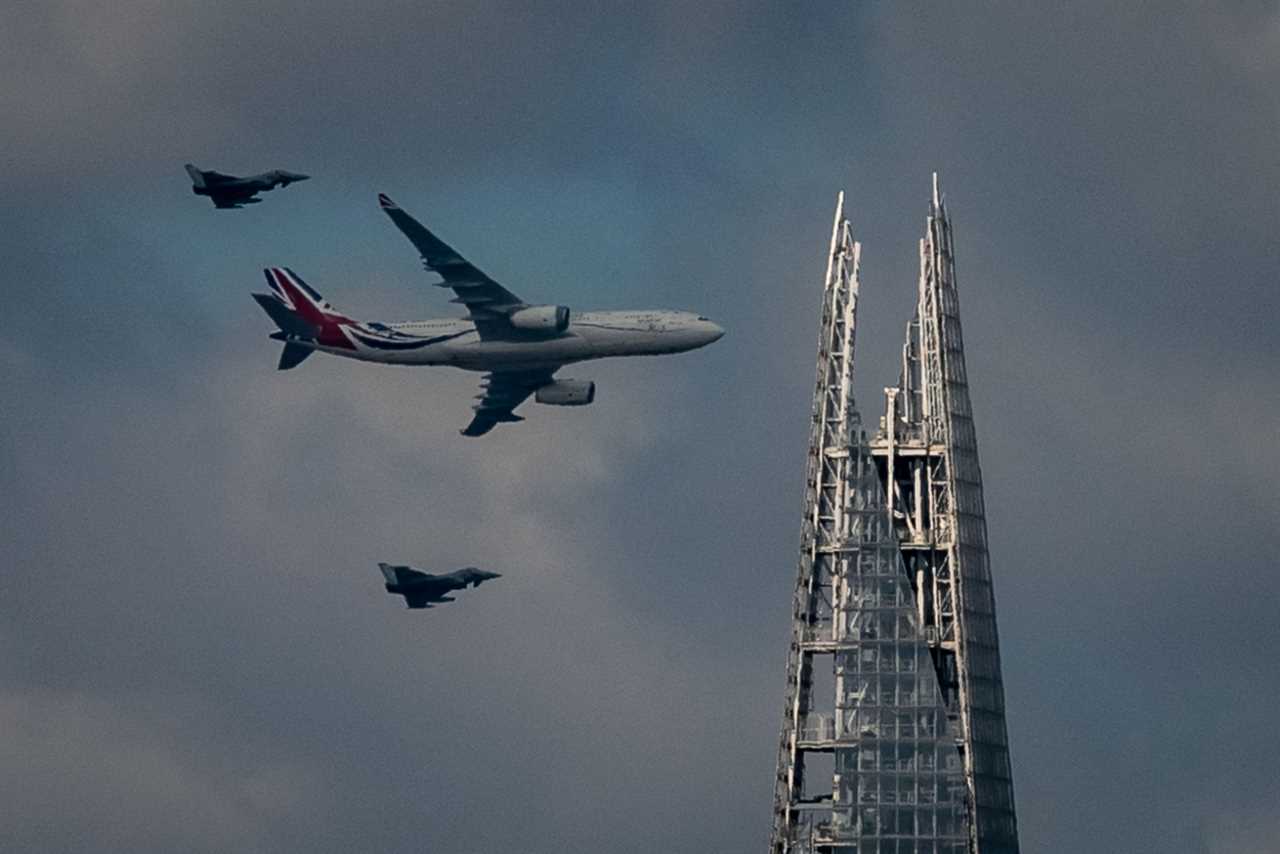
[700,320,725,343]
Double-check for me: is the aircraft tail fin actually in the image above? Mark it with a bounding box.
[252,292,319,338]
[251,290,320,371]
[261,267,353,325]
[378,563,430,585]
[184,163,206,188]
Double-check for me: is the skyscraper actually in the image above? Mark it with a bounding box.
[770,177,1019,854]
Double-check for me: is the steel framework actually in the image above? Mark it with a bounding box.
[770,177,1019,854]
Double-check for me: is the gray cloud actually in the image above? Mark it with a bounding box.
[3,2,1278,852]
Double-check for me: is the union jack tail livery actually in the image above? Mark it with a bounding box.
[251,267,355,370]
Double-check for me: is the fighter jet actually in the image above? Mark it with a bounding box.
[250,193,724,436]
[378,563,501,609]
[185,163,309,209]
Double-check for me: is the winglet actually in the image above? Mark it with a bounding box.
[378,193,398,210]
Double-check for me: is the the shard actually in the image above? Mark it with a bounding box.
[770,177,1019,854]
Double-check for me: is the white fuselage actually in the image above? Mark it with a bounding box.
[313,310,724,372]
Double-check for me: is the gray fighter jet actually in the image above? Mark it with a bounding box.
[378,563,501,609]
[185,163,309,209]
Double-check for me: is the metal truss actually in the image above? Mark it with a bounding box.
[771,178,1020,854]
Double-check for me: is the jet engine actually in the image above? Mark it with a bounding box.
[535,379,596,406]
[509,304,570,334]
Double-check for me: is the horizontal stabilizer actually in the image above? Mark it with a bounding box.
[252,293,319,338]
[278,342,313,370]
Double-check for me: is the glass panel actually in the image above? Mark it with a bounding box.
[825,433,969,850]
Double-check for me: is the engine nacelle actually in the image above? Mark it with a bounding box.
[509,304,570,334]
[535,379,595,406]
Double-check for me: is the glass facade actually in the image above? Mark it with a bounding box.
[891,187,1018,851]
[817,435,971,852]
[772,180,1019,854]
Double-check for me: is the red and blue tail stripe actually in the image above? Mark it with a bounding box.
[261,267,356,350]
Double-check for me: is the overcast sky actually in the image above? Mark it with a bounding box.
[3,3,1279,852]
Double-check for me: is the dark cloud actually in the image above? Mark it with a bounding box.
[3,2,1278,852]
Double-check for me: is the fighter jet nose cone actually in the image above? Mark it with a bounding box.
[709,322,725,341]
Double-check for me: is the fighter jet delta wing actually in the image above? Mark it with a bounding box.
[379,563,442,609]
[212,191,263,209]
[464,368,559,437]
[377,193,526,339]
[402,592,445,609]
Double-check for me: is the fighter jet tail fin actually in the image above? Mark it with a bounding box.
[378,563,429,585]
[184,163,206,188]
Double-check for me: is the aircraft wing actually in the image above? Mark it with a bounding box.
[378,194,525,339]
[462,368,557,437]
[211,187,261,208]
[401,576,451,608]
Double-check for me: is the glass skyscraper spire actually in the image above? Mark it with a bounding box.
[770,178,1019,854]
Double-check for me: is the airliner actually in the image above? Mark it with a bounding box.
[252,194,723,436]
